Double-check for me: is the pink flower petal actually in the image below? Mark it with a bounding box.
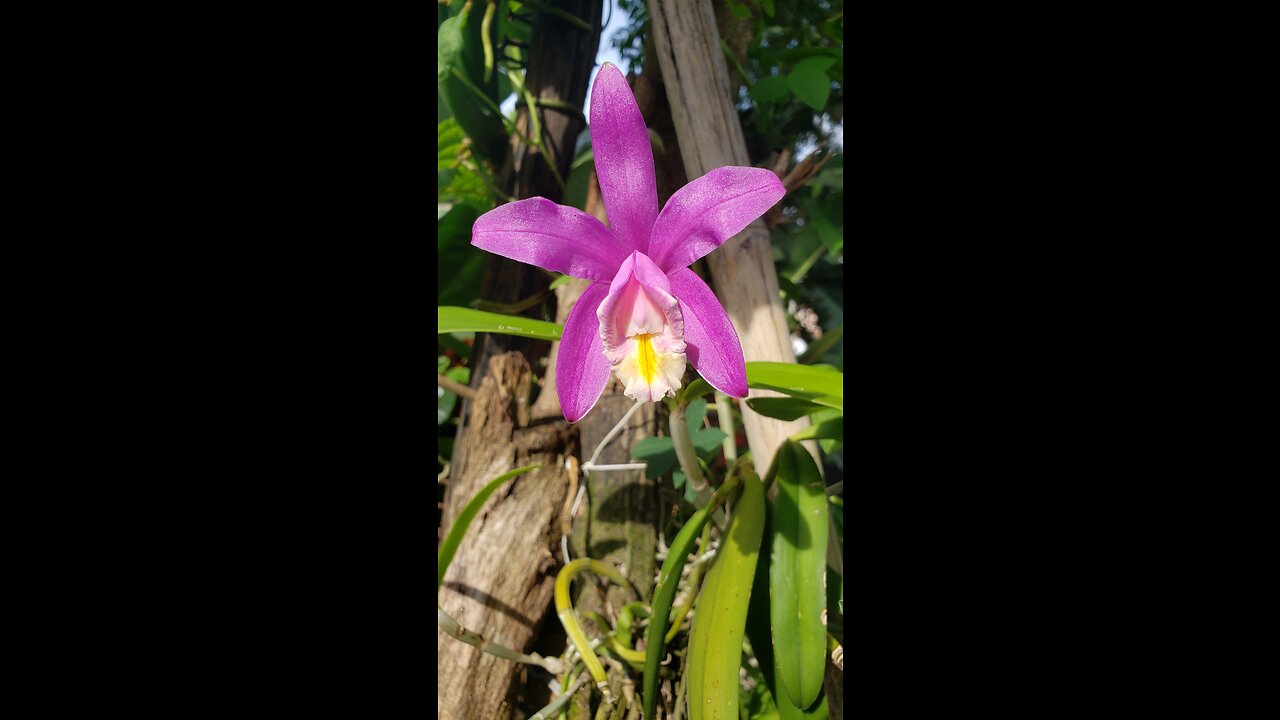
[667,269,748,398]
[557,282,613,423]
[647,167,786,273]
[472,197,629,281]
[590,63,659,254]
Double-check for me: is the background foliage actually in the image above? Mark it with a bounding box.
[438,1,843,716]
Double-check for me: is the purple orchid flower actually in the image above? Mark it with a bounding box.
[471,63,784,423]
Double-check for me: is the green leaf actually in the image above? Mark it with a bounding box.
[749,74,790,104]
[790,415,842,442]
[692,428,728,458]
[730,1,750,20]
[685,398,708,434]
[770,442,828,708]
[786,57,834,111]
[812,207,843,255]
[746,397,828,421]
[438,16,464,82]
[437,1,507,165]
[746,362,843,411]
[570,147,595,171]
[548,274,573,290]
[437,205,487,307]
[438,465,540,588]
[761,0,776,17]
[438,119,464,172]
[440,161,491,210]
[680,378,714,403]
[438,307,564,340]
[564,157,595,210]
[672,470,698,503]
[496,70,513,106]
[437,355,451,375]
[632,436,677,479]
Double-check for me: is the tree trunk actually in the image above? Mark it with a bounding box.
[438,352,575,720]
[440,3,603,718]
[645,0,810,488]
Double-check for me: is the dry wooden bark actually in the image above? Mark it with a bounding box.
[440,3,603,718]
[646,0,812,480]
[438,353,574,720]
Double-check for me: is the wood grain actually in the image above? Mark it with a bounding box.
[647,0,813,479]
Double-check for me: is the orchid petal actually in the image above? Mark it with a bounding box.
[647,167,786,273]
[557,282,612,423]
[472,197,630,281]
[667,269,747,398]
[590,63,659,253]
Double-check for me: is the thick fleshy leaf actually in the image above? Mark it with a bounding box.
[668,269,747,398]
[647,167,786,272]
[557,282,612,423]
[590,63,658,253]
[472,197,629,281]
[745,361,843,410]
[438,306,563,340]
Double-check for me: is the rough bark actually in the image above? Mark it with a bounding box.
[438,353,575,720]
[646,0,811,481]
[440,3,604,718]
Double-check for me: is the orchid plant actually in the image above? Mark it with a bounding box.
[472,62,784,422]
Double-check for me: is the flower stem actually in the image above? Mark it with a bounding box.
[670,404,707,492]
[714,392,737,462]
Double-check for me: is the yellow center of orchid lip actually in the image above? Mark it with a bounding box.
[634,333,657,384]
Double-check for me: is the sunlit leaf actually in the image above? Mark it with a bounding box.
[786,57,834,111]
[790,415,842,442]
[438,307,564,340]
[438,16,464,82]
[746,362,842,410]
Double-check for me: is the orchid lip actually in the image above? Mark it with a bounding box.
[597,252,687,403]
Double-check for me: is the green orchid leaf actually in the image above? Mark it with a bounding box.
[438,307,563,340]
